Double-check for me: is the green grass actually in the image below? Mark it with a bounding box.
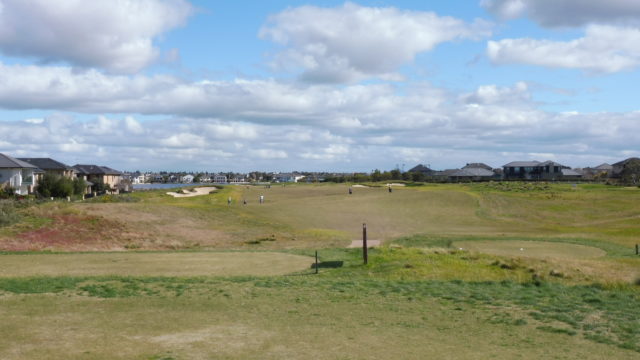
[1,182,639,358]
[0,251,313,277]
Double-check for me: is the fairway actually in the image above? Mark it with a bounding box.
[0,252,313,277]
[453,240,607,259]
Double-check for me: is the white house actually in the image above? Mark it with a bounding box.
[274,173,305,183]
[0,153,38,195]
[181,174,194,183]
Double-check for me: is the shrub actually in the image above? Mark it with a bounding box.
[0,200,21,227]
[37,173,80,198]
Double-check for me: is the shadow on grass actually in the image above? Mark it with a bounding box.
[311,261,344,269]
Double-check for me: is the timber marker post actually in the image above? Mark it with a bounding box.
[363,223,368,265]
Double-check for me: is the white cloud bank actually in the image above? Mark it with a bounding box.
[0,74,637,171]
[483,1,640,73]
[0,0,193,73]
[488,25,640,73]
[260,2,492,83]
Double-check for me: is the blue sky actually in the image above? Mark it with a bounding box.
[0,0,639,172]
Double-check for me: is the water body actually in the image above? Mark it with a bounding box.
[132,183,210,190]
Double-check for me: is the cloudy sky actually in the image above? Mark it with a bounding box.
[1,0,639,172]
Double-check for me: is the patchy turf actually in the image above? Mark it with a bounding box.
[453,240,607,260]
[0,252,313,277]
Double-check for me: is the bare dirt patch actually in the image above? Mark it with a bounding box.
[348,240,381,248]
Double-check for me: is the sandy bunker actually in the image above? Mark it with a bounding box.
[166,187,217,197]
[453,240,607,259]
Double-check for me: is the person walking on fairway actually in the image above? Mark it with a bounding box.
[227,197,232,205]
[259,195,264,204]
[348,187,352,195]
[388,185,392,193]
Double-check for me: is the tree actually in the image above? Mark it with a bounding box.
[620,159,640,185]
[72,178,87,195]
[37,173,73,198]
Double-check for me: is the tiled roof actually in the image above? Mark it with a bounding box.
[503,161,541,167]
[450,168,495,177]
[0,153,38,169]
[18,158,74,171]
[73,164,122,175]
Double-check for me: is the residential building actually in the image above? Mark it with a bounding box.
[408,164,434,175]
[18,158,76,179]
[502,160,572,180]
[181,174,194,183]
[462,163,493,171]
[214,174,228,183]
[274,173,304,183]
[448,167,496,182]
[73,164,122,191]
[0,153,38,195]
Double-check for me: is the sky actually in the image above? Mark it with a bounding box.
[0,0,639,172]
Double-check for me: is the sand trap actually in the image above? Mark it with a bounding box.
[453,240,606,260]
[386,183,406,187]
[352,184,369,188]
[348,240,381,248]
[166,187,217,197]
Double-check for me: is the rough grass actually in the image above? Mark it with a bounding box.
[0,272,639,359]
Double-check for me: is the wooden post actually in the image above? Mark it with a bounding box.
[363,223,368,265]
[315,251,319,274]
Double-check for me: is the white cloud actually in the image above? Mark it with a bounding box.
[125,116,144,134]
[161,133,206,148]
[250,149,288,159]
[0,0,193,73]
[260,2,492,83]
[481,0,640,27]
[488,25,640,73]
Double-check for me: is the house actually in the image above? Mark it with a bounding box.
[611,157,640,184]
[274,173,304,183]
[181,174,194,183]
[502,160,570,180]
[611,158,640,177]
[214,174,228,183]
[462,163,493,171]
[73,164,122,192]
[560,168,583,180]
[408,164,434,175]
[0,153,38,195]
[448,167,496,182]
[18,158,76,180]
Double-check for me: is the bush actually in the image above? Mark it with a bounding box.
[0,200,22,227]
[37,173,78,198]
[0,186,16,199]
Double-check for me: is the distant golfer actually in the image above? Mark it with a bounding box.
[388,185,392,193]
[227,197,232,205]
[348,187,352,195]
[259,195,264,204]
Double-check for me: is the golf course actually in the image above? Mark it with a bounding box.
[0,182,639,359]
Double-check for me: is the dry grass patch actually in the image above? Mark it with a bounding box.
[0,252,313,277]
